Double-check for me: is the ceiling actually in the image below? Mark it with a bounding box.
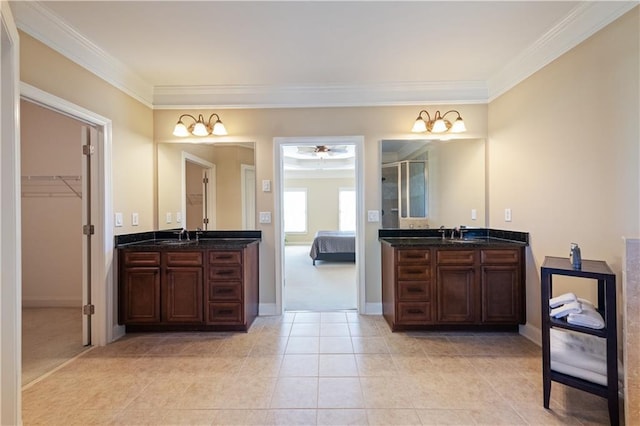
[11,1,635,108]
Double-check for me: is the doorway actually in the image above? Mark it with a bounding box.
[20,99,95,385]
[274,136,365,313]
[182,153,215,230]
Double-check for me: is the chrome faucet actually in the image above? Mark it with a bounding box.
[179,228,189,241]
[450,227,458,239]
[195,227,203,242]
[438,225,446,240]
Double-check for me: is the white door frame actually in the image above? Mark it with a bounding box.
[182,151,215,230]
[273,136,365,314]
[1,2,22,423]
[20,83,115,346]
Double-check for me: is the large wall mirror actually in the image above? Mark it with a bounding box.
[157,142,256,230]
[380,138,486,229]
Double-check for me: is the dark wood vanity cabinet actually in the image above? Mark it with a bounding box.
[382,243,525,330]
[163,251,203,323]
[119,251,161,324]
[118,242,259,331]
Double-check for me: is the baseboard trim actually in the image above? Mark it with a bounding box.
[364,303,382,315]
[259,303,279,316]
[22,299,82,308]
[519,323,542,346]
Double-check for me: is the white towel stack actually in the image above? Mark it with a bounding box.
[549,292,605,329]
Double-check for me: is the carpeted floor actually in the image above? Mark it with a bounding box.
[22,307,87,385]
[284,245,357,311]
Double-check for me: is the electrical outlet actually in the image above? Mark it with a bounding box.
[115,212,123,227]
[176,212,182,223]
[505,208,512,222]
[259,211,271,224]
[471,209,477,220]
[367,210,380,222]
[131,212,139,226]
[166,212,172,224]
[262,180,271,192]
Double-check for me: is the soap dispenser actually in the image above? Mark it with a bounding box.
[569,243,582,269]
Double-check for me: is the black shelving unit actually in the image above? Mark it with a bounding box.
[541,256,618,426]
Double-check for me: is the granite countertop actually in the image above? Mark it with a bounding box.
[115,230,261,250]
[379,236,527,248]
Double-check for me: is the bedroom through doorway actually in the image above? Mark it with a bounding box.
[279,140,360,312]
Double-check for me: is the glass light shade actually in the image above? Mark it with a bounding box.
[173,122,190,137]
[412,118,427,133]
[192,121,209,136]
[450,117,466,133]
[431,119,448,133]
[212,120,228,136]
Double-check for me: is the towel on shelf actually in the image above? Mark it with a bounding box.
[549,292,577,308]
[550,301,582,318]
[567,303,605,329]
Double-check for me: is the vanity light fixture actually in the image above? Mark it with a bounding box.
[411,109,466,134]
[173,113,228,137]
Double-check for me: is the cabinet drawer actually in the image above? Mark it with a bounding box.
[397,302,431,323]
[164,251,203,267]
[123,251,160,266]
[436,250,475,265]
[209,282,242,301]
[397,249,430,264]
[209,265,242,281]
[397,281,430,301]
[208,302,243,323]
[209,250,241,265]
[481,249,519,264]
[397,265,430,281]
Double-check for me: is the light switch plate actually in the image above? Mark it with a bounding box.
[115,212,123,227]
[505,208,512,222]
[176,212,182,223]
[471,209,477,220]
[131,212,139,226]
[367,210,380,222]
[259,211,271,224]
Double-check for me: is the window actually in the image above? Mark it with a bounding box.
[284,189,307,233]
[339,188,356,231]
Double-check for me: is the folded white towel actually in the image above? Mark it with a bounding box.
[550,301,582,318]
[567,304,605,329]
[549,292,577,308]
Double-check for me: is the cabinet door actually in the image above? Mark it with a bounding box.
[163,267,203,323]
[482,265,521,323]
[436,265,478,323]
[121,267,161,324]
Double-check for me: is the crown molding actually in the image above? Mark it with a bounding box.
[152,81,488,109]
[11,1,637,109]
[487,1,638,102]
[11,1,154,108]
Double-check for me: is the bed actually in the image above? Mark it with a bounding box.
[309,230,356,265]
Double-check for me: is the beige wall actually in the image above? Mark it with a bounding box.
[284,175,356,244]
[154,105,488,307]
[213,145,255,229]
[21,100,83,306]
[488,8,639,330]
[20,32,155,234]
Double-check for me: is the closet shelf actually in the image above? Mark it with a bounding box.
[21,175,82,198]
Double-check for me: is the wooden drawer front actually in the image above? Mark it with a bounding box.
[209,250,241,265]
[397,302,431,323]
[397,265,430,281]
[209,265,242,281]
[123,251,160,266]
[481,249,519,264]
[436,250,475,265]
[397,249,430,264]
[208,303,243,323]
[397,281,430,301]
[209,282,242,301]
[164,251,203,267]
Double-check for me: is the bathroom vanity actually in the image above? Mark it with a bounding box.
[380,229,528,331]
[116,230,260,332]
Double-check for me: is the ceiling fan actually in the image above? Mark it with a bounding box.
[296,145,349,156]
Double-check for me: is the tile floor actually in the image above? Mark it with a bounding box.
[22,312,611,425]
